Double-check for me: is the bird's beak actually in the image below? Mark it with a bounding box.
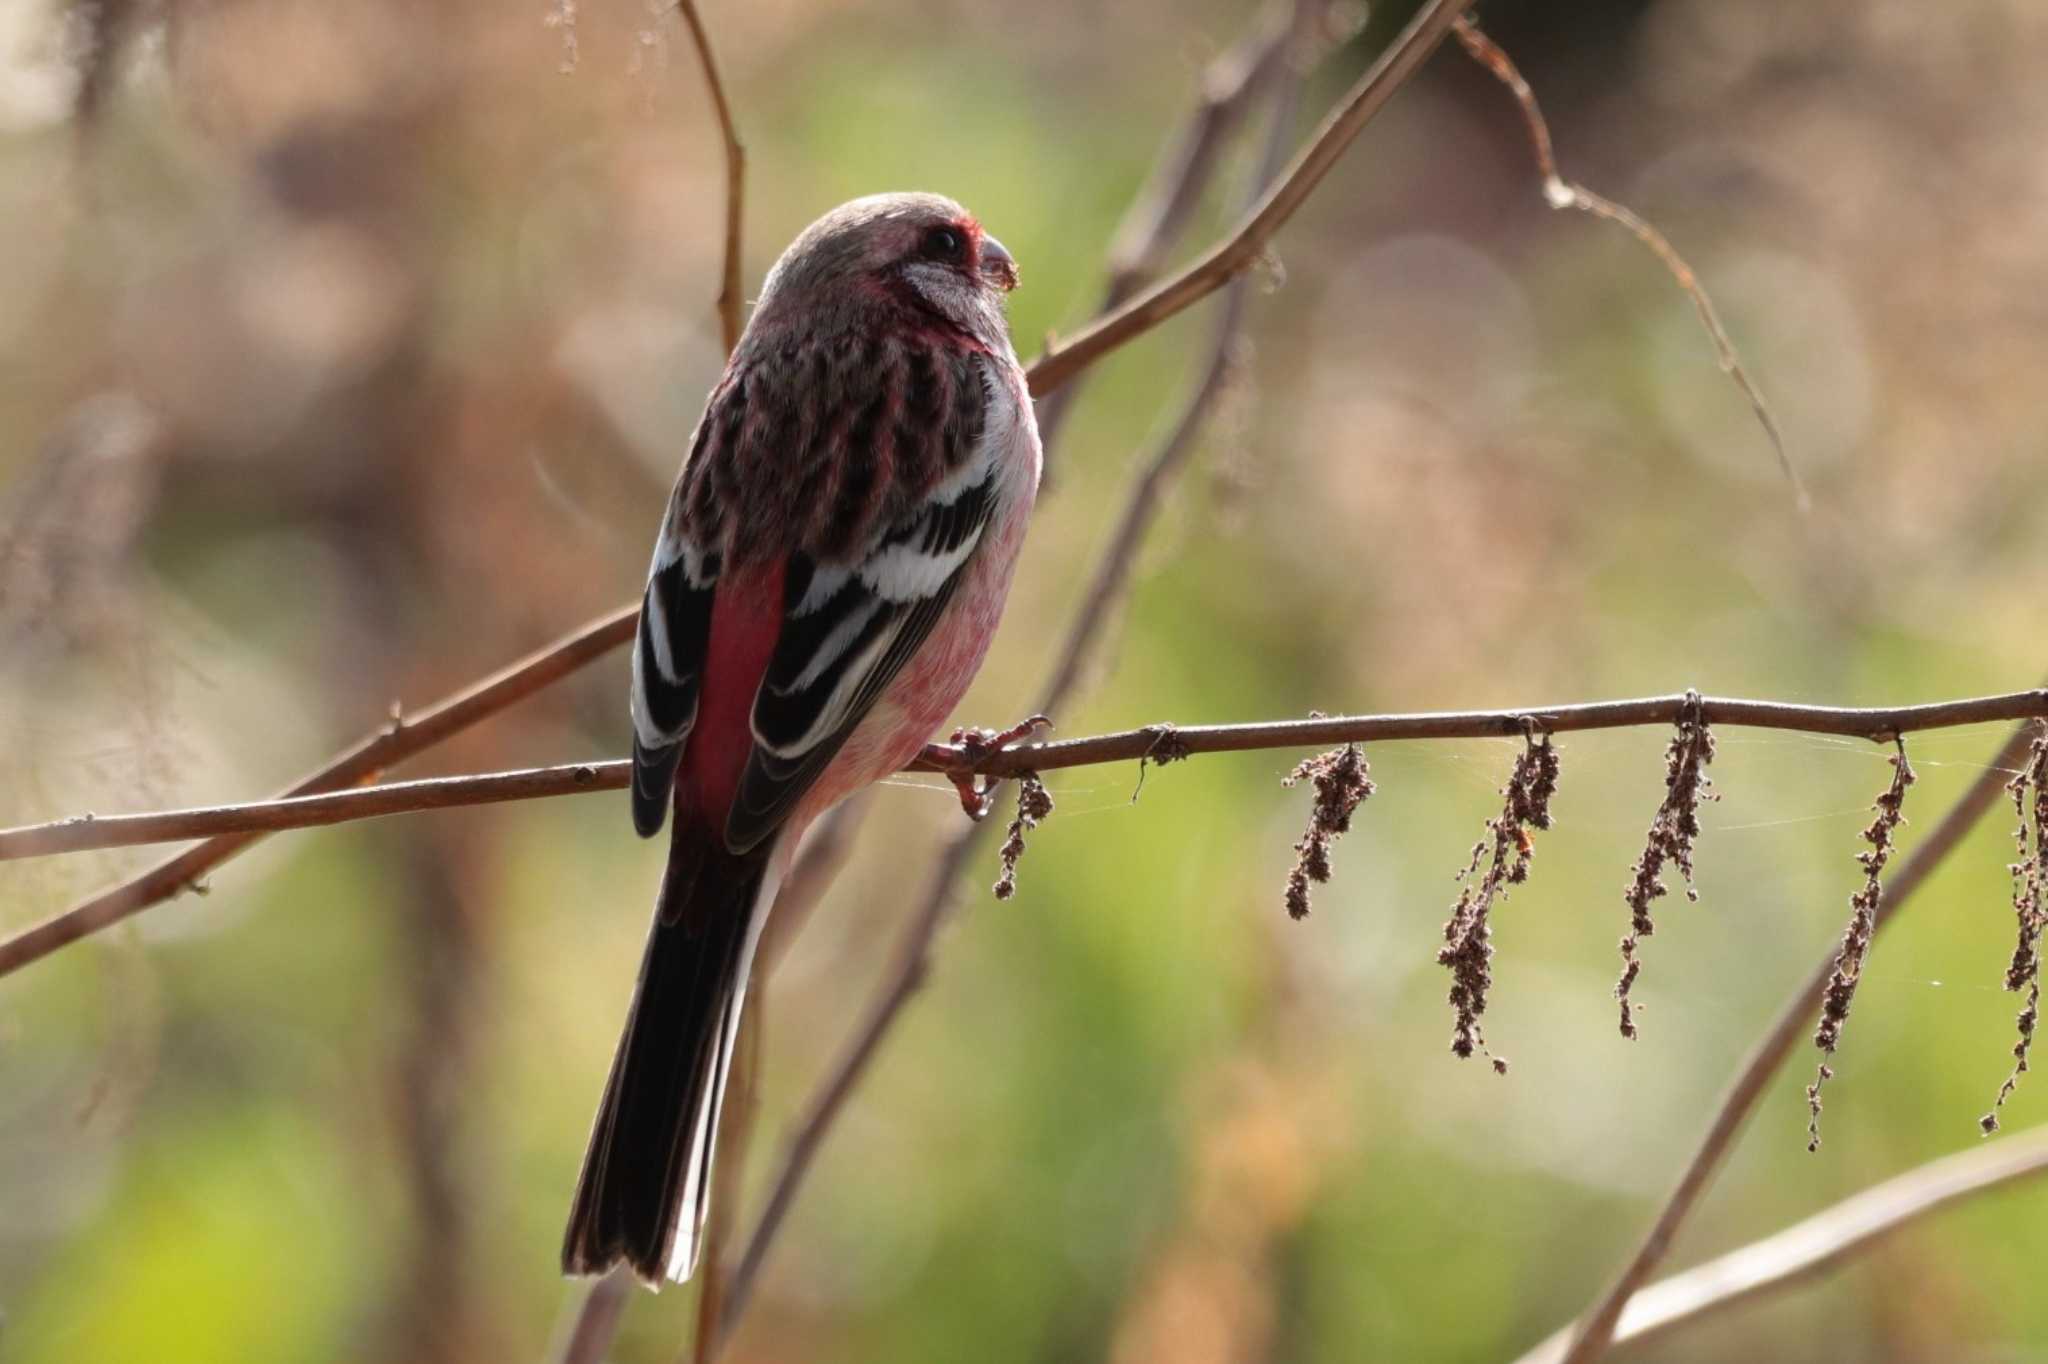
[980,235,1019,292]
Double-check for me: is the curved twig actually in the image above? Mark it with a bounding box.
[673,0,745,352]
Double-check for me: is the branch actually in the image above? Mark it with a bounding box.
[1519,1121,2048,1361]
[1450,17,1803,506]
[942,690,2048,778]
[1033,1,1304,458]
[549,1270,630,1364]
[1021,0,1480,398]
[673,0,745,352]
[1543,713,2048,1364]
[0,604,636,979]
[1099,5,1297,306]
[0,764,625,861]
[717,820,986,1345]
[6,691,2044,864]
[758,792,872,972]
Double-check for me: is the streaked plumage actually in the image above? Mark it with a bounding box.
[565,193,1041,1285]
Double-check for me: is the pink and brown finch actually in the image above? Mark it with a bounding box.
[562,193,1042,1284]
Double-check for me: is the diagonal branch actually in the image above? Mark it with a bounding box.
[549,1270,631,1364]
[1033,0,1305,459]
[0,604,636,978]
[7,690,2047,866]
[1099,5,1298,306]
[1541,713,2047,1364]
[1519,1121,2048,1361]
[1022,0,1480,398]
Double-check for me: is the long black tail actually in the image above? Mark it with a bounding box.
[562,818,775,1284]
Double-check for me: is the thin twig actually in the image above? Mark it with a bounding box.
[688,1006,759,1364]
[1545,716,2045,1364]
[550,1270,631,1364]
[1519,1121,2048,1362]
[716,27,1324,1344]
[1100,5,1297,304]
[1022,0,1480,398]
[0,604,637,978]
[1451,17,1804,507]
[758,794,873,973]
[672,0,744,352]
[1034,1,1304,457]
[7,690,2046,866]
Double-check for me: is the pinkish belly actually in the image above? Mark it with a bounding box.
[794,500,1032,826]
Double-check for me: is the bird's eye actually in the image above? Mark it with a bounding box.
[921,226,965,261]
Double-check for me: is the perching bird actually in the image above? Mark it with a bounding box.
[562,193,1042,1285]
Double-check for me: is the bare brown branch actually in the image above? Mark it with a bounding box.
[1100,6,1297,305]
[936,690,2047,781]
[1034,1,1305,457]
[6,690,2045,871]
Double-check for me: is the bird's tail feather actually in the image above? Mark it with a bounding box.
[562,818,777,1284]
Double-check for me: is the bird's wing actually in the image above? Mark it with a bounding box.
[631,334,1004,849]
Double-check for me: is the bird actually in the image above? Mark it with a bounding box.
[561,192,1043,1286]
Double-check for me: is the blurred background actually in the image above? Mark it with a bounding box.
[5,0,2048,1359]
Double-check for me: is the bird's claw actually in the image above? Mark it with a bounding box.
[944,714,1052,820]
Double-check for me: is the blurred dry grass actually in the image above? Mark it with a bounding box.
[4,1,2048,1361]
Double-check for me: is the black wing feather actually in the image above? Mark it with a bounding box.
[723,467,997,853]
[631,549,720,837]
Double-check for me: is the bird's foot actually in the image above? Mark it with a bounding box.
[940,714,1052,820]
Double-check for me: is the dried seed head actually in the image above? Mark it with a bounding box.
[1984,735,2048,1133]
[992,774,1054,902]
[1615,698,1718,1040]
[1436,731,1561,1070]
[1807,739,1916,1151]
[1281,742,1375,921]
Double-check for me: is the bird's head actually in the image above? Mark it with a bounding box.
[751,192,1018,346]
